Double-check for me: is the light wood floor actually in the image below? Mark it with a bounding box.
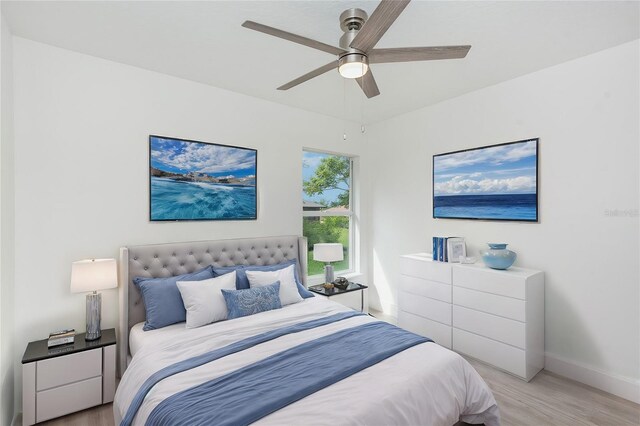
[37,403,114,426]
[466,358,640,426]
[33,312,639,426]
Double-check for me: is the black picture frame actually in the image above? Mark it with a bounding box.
[148,135,258,222]
[432,138,539,222]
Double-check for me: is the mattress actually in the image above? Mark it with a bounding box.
[116,297,500,426]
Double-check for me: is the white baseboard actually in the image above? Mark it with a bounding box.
[545,352,640,404]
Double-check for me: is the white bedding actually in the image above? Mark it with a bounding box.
[116,297,500,426]
[129,321,188,357]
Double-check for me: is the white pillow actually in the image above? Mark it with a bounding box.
[177,271,237,329]
[246,265,303,306]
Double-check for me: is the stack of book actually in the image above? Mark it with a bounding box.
[432,237,465,262]
[47,329,75,348]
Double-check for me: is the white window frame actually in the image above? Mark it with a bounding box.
[302,149,356,282]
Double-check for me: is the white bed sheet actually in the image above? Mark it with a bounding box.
[129,321,189,357]
[116,298,500,426]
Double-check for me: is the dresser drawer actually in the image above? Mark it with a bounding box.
[399,291,451,325]
[453,305,525,348]
[454,266,526,299]
[453,286,525,321]
[37,376,102,422]
[453,328,527,378]
[399,275,451,303]
[37,349,102,391]
[398,311,451,348]
[400,256,452,284]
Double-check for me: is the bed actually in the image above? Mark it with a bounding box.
[114,235,500,426]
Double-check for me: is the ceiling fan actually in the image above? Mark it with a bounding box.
[242,0,471,98]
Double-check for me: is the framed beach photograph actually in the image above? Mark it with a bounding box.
[149,135,257,221]
[433,138,538,222]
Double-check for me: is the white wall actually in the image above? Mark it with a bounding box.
[368,40,639,400]
[0,13,16,426]
[10,37,370,413]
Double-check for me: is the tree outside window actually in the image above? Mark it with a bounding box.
[302,151,354,277]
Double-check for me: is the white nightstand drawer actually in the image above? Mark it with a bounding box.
[399,275,451,303]
[398,311,451,348]
[400,256,452,284]
[36,376,102,422]
[398,291,451,325]
[453,266,526,299]
[37,349,101,391]
[453,305,525,348]
[453,328,526,378]
[453,286,525,322]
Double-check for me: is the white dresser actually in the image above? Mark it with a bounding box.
[398,253,544,381]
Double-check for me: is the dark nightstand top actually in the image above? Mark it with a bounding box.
[308,282,368,297]
[22,328,116,364]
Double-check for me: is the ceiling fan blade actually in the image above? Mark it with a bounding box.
[277,61,338,90]
[349,0,411,53]
[242,21,346,56]
[369,45,471,64]
[356,70,381,98]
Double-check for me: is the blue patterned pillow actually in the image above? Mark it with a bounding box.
[221,281,282,319]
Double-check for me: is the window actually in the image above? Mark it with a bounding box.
[302,150,355,278]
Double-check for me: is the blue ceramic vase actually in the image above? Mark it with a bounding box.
[481,243,517,270]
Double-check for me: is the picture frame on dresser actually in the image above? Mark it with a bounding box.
[447,238,466,263]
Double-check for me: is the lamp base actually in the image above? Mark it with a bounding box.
[85,292,102,341]
[324,264,335,284]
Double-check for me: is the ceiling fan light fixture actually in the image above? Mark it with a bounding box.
[338,53,369,79]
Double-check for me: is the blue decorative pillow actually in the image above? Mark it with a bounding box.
[221,281,282,319]
[134,266,215,331]
[214,259,314,298]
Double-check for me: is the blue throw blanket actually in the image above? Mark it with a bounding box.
[121,311,364,426]
[146,321,430,426]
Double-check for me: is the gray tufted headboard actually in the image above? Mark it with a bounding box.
[118,235,307,376]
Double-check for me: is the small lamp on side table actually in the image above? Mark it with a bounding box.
[313,243,344,284]
[70,258,117,341]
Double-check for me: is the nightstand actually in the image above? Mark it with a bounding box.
[308,282,369,313]
[21,328,116,425]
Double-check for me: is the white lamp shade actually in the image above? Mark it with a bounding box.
[313,243,344,262]
[70,258,118,293]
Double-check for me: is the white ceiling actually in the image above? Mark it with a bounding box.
[2,1,639,123]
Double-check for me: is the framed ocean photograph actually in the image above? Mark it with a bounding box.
[433,138,538,222]
[149,135,257,221]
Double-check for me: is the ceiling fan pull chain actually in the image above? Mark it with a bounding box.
[343,77,347,141]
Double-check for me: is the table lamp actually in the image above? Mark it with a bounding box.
[313,243,344,284]
[70,258,117,341]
